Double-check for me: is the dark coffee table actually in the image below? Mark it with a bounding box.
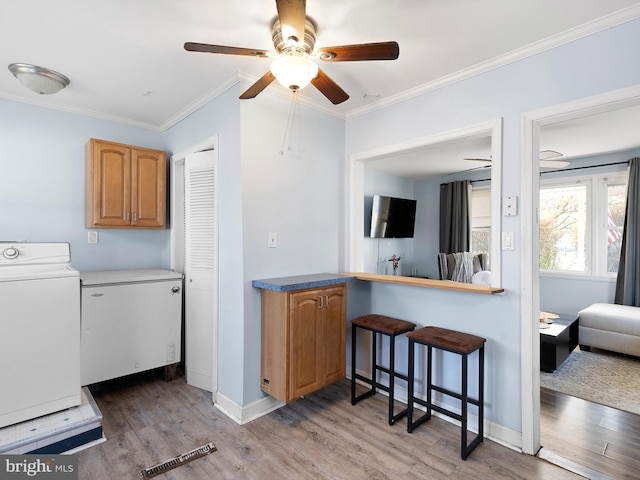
[540,315,579,372]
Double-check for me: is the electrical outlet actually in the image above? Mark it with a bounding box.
[167,342,175,363]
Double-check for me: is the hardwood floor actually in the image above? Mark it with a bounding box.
[540,387,640,480]
[77,372,581,480]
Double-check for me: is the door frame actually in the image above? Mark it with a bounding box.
[170,134,219,399]
[520,84,640,455]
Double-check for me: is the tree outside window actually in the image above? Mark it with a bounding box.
[539,184,587,272]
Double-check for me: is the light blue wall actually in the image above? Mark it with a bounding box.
[0,98,168,272]
[345,17,640,433]
[240,92,346,403]
[363,169,415,275]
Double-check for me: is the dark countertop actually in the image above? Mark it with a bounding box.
[252,273,355,292]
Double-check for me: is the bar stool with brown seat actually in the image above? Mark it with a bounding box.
[406,326,486,460]
[351,314,416,425]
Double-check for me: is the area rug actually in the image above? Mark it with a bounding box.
[540,347,640,416]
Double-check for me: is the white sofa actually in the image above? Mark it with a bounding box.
[578,303,640,357]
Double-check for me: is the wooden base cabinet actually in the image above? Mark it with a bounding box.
[85,138,166,229]
[260,284,346,403]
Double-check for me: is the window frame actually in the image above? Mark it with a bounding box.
[539,171,627,279]
[470,184,491,265]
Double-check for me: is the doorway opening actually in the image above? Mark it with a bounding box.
[521,85,640,462]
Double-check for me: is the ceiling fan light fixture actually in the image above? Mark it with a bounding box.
[8,63,70,95]
[269,54,318,92]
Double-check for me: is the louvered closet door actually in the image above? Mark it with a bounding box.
[184,149,218,392]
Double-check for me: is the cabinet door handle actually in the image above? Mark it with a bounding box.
[133,212,138,222]
[126,212,130,221]
[318,295,329,308]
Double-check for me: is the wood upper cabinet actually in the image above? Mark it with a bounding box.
[260,284,347,403]
[85,138,166,229]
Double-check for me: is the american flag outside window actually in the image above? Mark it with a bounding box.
[607,209,623,244]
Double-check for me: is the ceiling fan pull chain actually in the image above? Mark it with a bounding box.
[280,92,300,155]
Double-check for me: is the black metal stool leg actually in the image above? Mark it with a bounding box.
[407,338,415,432]
[388,334,395,424]
[478,346,484,441]
[461,352,468,460]
[351,323,357,405]
[371,331,377,395]
[426,345,432,419]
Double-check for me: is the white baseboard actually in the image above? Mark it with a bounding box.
[214,390,283,425]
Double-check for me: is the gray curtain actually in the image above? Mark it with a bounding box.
[439,180,470,253]
[615,158,640,306]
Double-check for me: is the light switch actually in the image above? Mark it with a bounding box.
[502,232,515,251]
[268,232,277,248]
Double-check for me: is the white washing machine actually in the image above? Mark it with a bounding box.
[0,242,81,428]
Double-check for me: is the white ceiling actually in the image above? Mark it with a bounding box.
[2,1,640,175]
[366,103,640,179]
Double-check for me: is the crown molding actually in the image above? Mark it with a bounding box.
[0,92,164,131]
[346,4,640,120]
[159,73,240,131]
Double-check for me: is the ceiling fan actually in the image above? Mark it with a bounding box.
[184,0,399,105]
[464,150,570,168]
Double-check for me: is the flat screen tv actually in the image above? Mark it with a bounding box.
[369,195,417,238]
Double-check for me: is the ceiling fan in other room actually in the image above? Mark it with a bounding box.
[184,0,399,105]
[464,150,570,168]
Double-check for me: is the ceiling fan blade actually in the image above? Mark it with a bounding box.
[239,71,276,99]
[184,42,270,58]
[540,149,563,160]
[464,158,492,162]
[540,160,570,168]
[317,42,399,62]
[453,165,491,174]
[311,69,349,105]
[276,0,306,44]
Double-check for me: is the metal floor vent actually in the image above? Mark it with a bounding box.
[140,442,217,479]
